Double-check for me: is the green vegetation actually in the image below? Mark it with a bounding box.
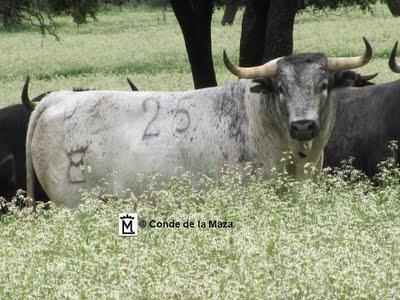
[1,4,400,106]
[1,164,400,298]
[1,4,400,299]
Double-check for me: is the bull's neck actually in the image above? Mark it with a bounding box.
[242,80,286,171]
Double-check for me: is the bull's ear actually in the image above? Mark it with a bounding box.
[250,78,274,94]
[357,72,378,86]
[332,70,378,88]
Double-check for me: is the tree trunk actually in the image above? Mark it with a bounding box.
[239,0,297,66]
[170,0,217,89]
[221,0,240,26]
[263,0,297,62]
[2,0,20,28]
[239,0,270,66]
[387,0,400,16]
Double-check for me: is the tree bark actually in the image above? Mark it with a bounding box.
[170,0,217,89]
[239,0,270,66]
[239,0,297,66]
[222,0,240,26]
[263,0,297,62]
[2,0,19,28]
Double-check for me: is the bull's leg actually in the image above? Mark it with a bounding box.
[0,154,16,204]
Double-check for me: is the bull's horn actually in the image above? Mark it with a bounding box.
[389,41,400,73]
[21,76,37,111]
[223,50,281,79]
[127,78,138,91]
[327,37,373,71]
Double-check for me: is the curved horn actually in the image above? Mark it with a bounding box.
[127,78,138,91]
[223,50,281,79]
[21,76,37,111]
[389,41,400,73]
[328,37,373,71]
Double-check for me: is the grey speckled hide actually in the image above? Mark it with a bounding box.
[27,79,335,208]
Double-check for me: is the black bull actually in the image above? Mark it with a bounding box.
[324,43,400,176]
[0,104,48,203]
[325,81,400,176]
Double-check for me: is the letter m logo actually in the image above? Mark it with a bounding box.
[119,213,138,237]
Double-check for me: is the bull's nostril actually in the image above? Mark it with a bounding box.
[289,120,320,141]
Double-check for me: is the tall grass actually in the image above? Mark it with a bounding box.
[1,162,399,298]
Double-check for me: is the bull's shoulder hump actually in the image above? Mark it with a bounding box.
[38,83,247,111]
[331,85,377,102]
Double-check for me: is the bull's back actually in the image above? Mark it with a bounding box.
[31,89,243,207]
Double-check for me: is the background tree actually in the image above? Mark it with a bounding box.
[221,0,243,25]
[169,0,384,88]
[239,0,381,67]
[48,0,100,25]
[239,0,298,66]
[0,0,100,30]
[385,0,400,15]
[0,0,53,31]
[170,0,217,89]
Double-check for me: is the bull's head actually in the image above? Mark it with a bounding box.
[224,37,372,147]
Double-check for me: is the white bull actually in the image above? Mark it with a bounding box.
[26,40,372,208]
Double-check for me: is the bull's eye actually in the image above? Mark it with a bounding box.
[321,81,329,98]
[278,85,286,102]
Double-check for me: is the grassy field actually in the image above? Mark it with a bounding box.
[1,4,400,105]
[1,4,400,299]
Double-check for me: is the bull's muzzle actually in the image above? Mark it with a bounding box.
[289,120,320,141]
